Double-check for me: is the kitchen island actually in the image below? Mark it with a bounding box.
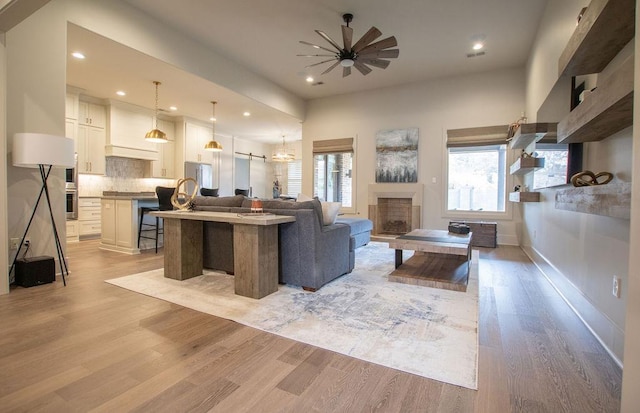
[100,192,159,254]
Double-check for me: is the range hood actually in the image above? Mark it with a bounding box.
[105,144,159,161]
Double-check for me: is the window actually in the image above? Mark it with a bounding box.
[286,160,302,197]
[313,152,353,207]
[312,138,354,208]
[447,144,506,212]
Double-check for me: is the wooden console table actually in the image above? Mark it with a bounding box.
[150,210,295,299]
[387,229,472,292]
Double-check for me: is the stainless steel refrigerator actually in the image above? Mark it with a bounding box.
[184,162,213,195]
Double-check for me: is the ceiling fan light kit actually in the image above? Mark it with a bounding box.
[299,13,399,77]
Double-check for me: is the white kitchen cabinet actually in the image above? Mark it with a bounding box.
[65,118,77,151]
[185,122,214,163]
[65,93,78,120]
[149,118,175,178]
[101,198,156,254]
[77,124,105,174]
[78,101,106,128]
[78,197,102,237]
[66,220,79,243]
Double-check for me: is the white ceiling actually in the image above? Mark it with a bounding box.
[67,0,549,143]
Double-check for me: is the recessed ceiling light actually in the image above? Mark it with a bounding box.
[169,106,178,111]
[71,52,85,59]
[306,76,314,83]
[472,42,484,51]
[116,90,126,96]
[243,112,251,117]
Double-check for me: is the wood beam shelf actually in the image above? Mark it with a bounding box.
[509,192,541,203]
[508,123,557,149]
[557,55,634,144]
[558,0,635,77]
[509,157,545,175]
[555,182,631,219]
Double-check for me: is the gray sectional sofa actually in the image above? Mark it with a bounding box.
[193,195,371,291]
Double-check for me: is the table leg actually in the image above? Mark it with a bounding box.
[162,218,203,280]
[233,224,279,299]
[395,249,403,269]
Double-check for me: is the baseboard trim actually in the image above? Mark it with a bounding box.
[521,245,623,368]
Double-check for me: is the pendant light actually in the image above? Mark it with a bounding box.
[272,135,295,162]
[204,101,223,152]
[145,81,168,143]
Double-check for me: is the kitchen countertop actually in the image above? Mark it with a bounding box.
[101,191,158,200]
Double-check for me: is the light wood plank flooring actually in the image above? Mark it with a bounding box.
[0,240,621,412]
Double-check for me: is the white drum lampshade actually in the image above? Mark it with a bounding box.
[13,133,75,168]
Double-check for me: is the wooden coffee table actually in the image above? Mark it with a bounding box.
[387,229,472,292]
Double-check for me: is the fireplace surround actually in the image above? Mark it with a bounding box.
[368,183,423,236]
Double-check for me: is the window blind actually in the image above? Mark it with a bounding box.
[446,125,509,148]
[286,160,302,197]
[312,138,354,154]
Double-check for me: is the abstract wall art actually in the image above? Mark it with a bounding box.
[375,127,419,183]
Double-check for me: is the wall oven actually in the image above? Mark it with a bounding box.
[65,153,78,219]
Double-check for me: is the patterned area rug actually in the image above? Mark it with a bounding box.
[106,242,479,389]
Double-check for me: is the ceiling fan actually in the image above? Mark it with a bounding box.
[298,13,399,77]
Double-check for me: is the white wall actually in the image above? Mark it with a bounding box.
[620,2,640,409]
[522,0,633,363]
[303,67,526,242]
[6,1,66,279]
[0,33,7,294]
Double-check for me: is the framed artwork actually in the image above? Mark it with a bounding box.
[375,127,419,183]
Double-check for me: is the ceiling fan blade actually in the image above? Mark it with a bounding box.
[357,49,399,59]
[351,26,383,52]
[297,54,336,57]
[315,30,343,52]
[321,60,341,75]
[343,66,351,77]
[353,61,372,76]
[299,40,336,54]
[357,36,398,55]
[357,58,390,69]
[342,25,353,51]
[305,58,337,68]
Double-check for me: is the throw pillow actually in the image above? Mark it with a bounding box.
[297,193,313,202]
[200,187,219,197]
[321,201,341,225]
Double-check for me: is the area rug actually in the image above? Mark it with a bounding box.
[106,242,479,389]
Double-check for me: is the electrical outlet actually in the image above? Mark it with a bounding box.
[10,238,19,250]
[612,276,621,298]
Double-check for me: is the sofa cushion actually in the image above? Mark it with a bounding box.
[335,217,373,235]
[194,194,245,207]
[321,202,341,225]
[241,198,324,226]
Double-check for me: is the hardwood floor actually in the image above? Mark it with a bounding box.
[0,240,621,412]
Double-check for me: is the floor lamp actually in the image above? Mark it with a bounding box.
[10,133,75,286]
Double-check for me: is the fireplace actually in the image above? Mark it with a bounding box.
[368,183,423,236]
[378,198,412,234]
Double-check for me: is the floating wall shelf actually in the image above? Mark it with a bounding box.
[509,123,557,149]
[509,192,541,203]
[557,55,634,144]
[558,0,635,77]
[555,182,631,219]
[509,157,545,175]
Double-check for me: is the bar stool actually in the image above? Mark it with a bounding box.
[137,186,175,253]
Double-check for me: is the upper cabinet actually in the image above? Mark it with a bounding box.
[556,0,635,144]
[184,121,214,164]
[65,93,79,120]
[148,118,176,178]
[78,101,106,128]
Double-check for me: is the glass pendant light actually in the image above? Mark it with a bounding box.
[272,135,295,162]
[204,101,223,152]
[145,81,168,143]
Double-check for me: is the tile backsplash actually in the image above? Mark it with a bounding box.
[78,157,175,196]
